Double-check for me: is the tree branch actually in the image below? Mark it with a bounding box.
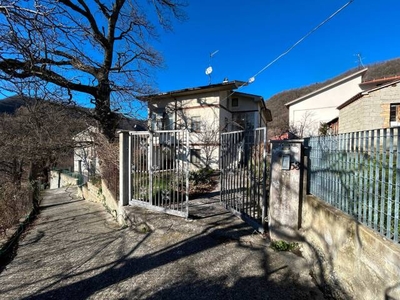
[58,0,109,48]
[0,58,97,95]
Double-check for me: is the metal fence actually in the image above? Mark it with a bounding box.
[220,128,268,232]
[128,130,190,218]
[307,128,400,243]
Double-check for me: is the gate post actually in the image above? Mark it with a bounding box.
[261,127,267,231]
[119,131,130,206]
[269,140,303,241]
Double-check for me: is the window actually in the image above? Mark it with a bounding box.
[150,109,174,130]
[190,149,201,164]
[390,103,400,123]
[231,98,239,107]
[150,113,163,131]
[224,117,229,132]
[191,116,201,132]
[232,112,255,130]
[162,112,173,130]
[151,108,165,130]
[156,118,163,130]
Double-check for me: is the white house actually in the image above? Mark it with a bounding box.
[141,80,272,169]
[73,126,100,181]
[285,64,400,137]
[73,118,146,182]
[285,68,367,137]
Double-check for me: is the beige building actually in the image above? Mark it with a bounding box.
[142,81,272,169]
[338,79,400,133]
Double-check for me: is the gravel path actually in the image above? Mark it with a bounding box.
[0,187,325,299]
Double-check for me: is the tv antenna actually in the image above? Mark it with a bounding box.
[205,50,219,85]
[355,53,365,68]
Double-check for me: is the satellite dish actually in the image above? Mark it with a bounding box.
[205,66,213,75]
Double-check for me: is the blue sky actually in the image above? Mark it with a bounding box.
[153,0,400,100]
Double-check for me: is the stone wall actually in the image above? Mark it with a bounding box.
[78,180,122,223]
[339,83,400,133]
[49,170,78,189]
[269,142,400,299]
[338,96,367,133]
[300,195,400,300]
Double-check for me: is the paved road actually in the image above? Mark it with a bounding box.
[0,187,325,299]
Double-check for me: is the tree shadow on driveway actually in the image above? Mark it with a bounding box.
[23,223,322,300]
[0,188,323,300]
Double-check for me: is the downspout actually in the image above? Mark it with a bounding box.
[259,96,266,127]
[174,97,177,130]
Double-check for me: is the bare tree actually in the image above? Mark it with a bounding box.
[268,112,290,138]
[289,111,316,138]
[195,120,220,169]
[0,98,89,186]
[0,0,186,140]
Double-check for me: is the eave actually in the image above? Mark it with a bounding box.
[285,68,368,107]
[139,81,247,101]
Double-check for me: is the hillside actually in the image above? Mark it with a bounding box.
[0,95,146,130]
[0,95,32,114]
[265,57,400,136]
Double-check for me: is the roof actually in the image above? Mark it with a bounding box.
[232,91,263,101]
[139,80,247,100]
[285,68,368,107]
[337,79,400,110]
[140,80,273,122]
[359,75,400,86]
[326,117,339,125]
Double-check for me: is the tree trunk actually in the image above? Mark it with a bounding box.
[95,82,118,141]
[12,158,23,187]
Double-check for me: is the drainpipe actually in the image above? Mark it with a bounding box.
[174,97,177,130]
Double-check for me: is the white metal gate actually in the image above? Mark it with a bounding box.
[220,128,268,232]
[128,130,190,218]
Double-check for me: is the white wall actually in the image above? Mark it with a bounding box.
[288,73,365,136]
[73,127,100,179]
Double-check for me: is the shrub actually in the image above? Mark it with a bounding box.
[0,183,32,236]
[89,175,102,188]
[189,168,214,185]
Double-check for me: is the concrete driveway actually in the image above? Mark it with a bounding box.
[0,187,325,299]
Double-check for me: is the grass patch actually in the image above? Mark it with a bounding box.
[270,240,299,252]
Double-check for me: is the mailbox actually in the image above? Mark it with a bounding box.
[282,154,291,170]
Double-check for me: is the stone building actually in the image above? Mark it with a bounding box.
[338,79,400,133]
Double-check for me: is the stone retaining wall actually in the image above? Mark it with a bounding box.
[49,171,78,189]
[300,195,400,300]
[78,180,124,224]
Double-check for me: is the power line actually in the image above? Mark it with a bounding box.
[232,0,355,94]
